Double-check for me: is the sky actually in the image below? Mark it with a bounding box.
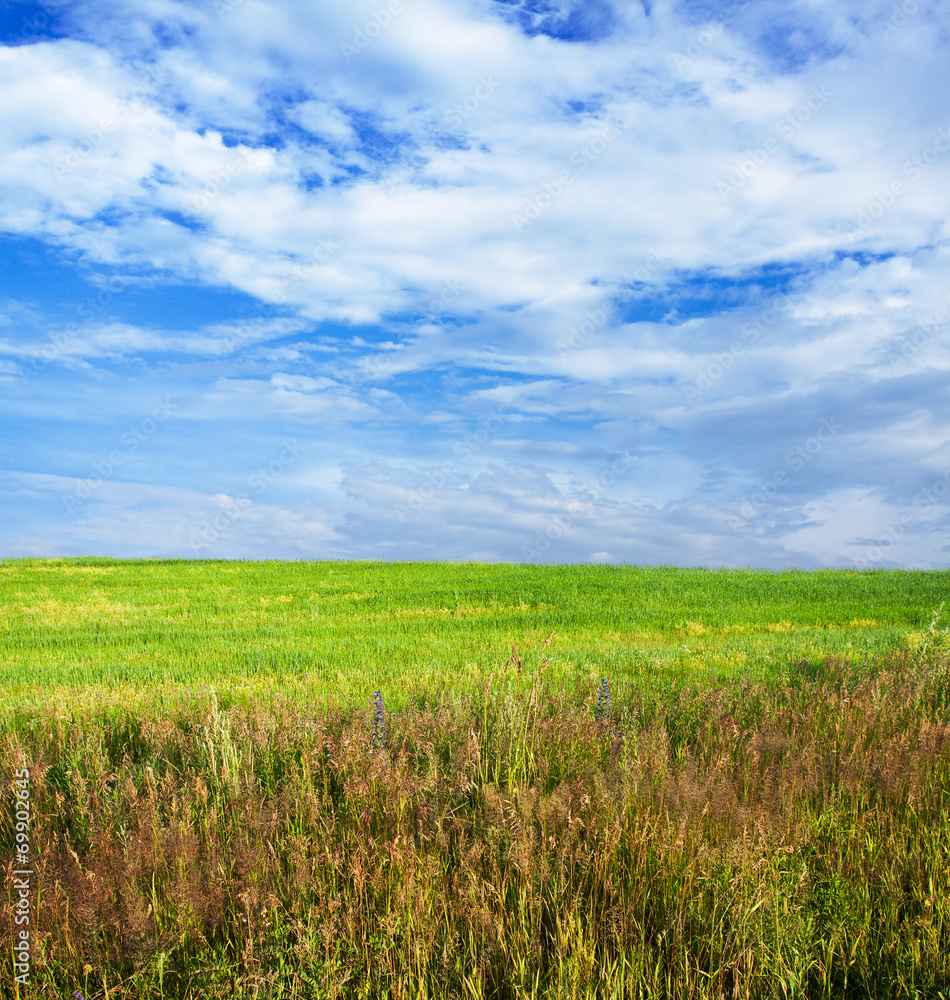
[0,0,948,568]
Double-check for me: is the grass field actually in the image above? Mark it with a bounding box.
[2,559,950,999]
[2,558,947,713]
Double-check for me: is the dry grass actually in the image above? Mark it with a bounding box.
[2,647,950,999]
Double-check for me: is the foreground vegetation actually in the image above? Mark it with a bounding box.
[2,560,950,997]
[3,646,950,998]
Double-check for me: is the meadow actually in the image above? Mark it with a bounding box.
[1,558,949,999]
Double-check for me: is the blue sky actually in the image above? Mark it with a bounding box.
[1,0,949,567]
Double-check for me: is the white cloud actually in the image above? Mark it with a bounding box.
[1,0,949,565]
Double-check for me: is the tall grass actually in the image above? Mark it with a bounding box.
[3,641,950,998]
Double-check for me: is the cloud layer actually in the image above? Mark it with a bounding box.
[1,0,949,567]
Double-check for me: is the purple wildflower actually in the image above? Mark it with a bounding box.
[371,691,386,756]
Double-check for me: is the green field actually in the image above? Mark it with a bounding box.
[2,559,950,999]
[1,557,946,713]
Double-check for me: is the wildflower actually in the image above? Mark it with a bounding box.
[595,677,611,721]
[371,691,386,756]
[596,677,615,756]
